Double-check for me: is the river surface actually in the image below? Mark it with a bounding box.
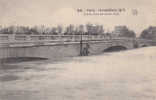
[0,47,156,100]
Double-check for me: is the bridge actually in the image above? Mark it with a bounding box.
[0,34,156,61]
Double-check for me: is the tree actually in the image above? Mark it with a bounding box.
[65,24,75,35]
[140,26,156,39]
[57,25,63,34]
[97,25,104,34]
[51,27,57,35]
[0,27,12,34]
[75,25,85,35]
[86,23,93,35]
[86,23,104,35]
[30,26,40,35]
[78,25,85,33]
[114,26,136,38]
[15,26,31,35]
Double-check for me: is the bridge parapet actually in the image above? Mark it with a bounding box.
[0,34,137,48]
[136,38,156,47]
[1,34,156,49]
[0,34,134,43]
[0,34,104,43]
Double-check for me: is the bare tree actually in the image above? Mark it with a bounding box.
[65,24,75,35]
[51,27,57,35]
[57,25,63,34]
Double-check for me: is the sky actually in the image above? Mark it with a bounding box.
[0,0,156,35]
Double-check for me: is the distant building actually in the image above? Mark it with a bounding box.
[113,26,127,35]
[112,26,136,38]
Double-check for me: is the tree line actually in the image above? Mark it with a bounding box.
[0,24,156,39]
[0,24,104,35]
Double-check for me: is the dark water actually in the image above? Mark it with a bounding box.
[0,57,48,64]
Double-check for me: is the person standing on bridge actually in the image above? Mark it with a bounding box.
[82,43,90,56]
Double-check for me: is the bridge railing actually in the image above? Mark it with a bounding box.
[0,34,145,44]
[0,34,117,42]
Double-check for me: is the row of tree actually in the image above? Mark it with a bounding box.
[0,24,104,35]
[0,24,156,39]
[140,26,156,39]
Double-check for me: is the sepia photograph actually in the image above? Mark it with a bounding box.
[0,0,156,100]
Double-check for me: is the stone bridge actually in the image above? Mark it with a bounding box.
[0,34,156,60]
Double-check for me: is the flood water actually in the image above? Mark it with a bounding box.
[0,47,156,100]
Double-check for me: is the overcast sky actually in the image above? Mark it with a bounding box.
[0,0,156,34]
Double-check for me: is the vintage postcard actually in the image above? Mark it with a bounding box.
[0,0,156,100]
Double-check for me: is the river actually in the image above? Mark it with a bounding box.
[0,47,156,100]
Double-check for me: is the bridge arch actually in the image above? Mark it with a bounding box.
[103,45,127,52]
[141,44,148,47]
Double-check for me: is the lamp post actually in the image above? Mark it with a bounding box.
[80,32,83,56]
